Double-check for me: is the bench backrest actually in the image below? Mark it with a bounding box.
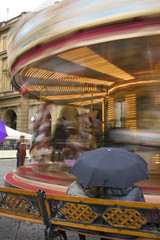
[0,187,43,224]
[43,194,160,239]
[0,187,160,239]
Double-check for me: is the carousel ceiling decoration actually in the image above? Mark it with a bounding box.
[68,98,106,106]
[58,47,134,81]
[45,92,107,101]
[7,0,160,107]
[27,85,100,93]
[24,67,114,86]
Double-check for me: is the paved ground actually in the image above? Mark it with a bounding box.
[0,158,98,240]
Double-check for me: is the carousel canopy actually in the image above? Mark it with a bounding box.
[7,0,160,107]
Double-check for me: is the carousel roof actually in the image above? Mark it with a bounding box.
[7,0,160,107]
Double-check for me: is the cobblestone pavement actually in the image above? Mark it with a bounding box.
[0,158,99,240]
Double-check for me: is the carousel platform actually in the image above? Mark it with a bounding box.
[4,162,76,195]
[136,174,160,203]
[4,162,160,203]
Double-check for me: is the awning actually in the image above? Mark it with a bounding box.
[5,126,32,140]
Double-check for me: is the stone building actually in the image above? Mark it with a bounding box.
[0,14,27,132]
[0,14,81,135]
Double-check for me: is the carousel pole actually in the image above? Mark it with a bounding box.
[91,90,93,112]
[40,79,46,106]
[102,96,106,134]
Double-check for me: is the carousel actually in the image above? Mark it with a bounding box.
[4,0,160,199]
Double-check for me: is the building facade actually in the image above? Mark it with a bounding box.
[0,14,81,135]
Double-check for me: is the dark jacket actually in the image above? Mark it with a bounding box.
[103,185,145,202]
[52,124,67,149]
[101,185,145,239]
[16,141,20,156]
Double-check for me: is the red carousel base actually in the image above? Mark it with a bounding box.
[4,162,76,195]
[4,162,160,203]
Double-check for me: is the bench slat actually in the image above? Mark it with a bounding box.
[0,212,43,224]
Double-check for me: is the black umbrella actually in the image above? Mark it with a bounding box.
[69,147,149,188]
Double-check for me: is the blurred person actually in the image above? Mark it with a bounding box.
[51,117,67,152]
[77,110,98,151]
[63,126,81,160]
[51,117,68,162]
[16,135,26,167]
[29,113,38,161]
[29,135,38,161]
[29,103,51,162]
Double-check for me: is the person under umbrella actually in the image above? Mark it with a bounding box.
[68,147,148,240]
[69,147,149,189]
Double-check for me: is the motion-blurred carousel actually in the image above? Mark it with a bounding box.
[4,0,160,197]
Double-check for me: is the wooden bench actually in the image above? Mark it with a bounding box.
[0,187,160,240]
[41,192,160,240]
[0,187,60,240]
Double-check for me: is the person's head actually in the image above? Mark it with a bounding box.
[20,135,25,143]
[90,186,102,198]
[81,182,102,198]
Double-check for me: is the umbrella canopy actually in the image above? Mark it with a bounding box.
[69,147,149,188]
[0,121,8,143]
